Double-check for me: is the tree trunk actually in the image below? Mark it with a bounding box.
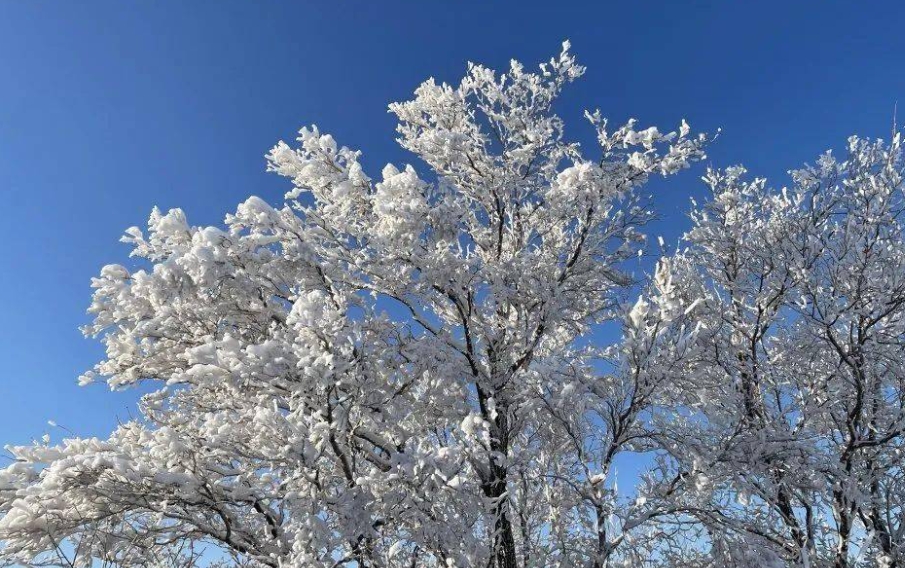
[832,487,852,568]
[478,384,518,568]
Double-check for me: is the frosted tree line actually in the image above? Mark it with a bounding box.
[0,44,903,568]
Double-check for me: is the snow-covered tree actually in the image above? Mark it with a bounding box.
[648,134,905,568]
[0,44,708,568]
[8,41,903,568]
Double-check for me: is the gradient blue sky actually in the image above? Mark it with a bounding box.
[2,1,905,450]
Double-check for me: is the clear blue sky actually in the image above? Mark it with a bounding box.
[2,0,904,449]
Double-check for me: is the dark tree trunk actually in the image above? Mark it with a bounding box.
[478,383,518,568]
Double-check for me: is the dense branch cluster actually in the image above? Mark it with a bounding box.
[1,44,903,568]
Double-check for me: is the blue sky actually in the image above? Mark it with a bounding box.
[1,0,904,450]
